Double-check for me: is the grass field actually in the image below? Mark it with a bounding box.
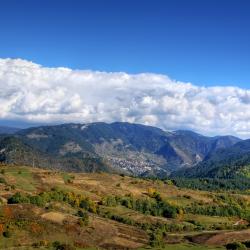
[3,167,37,192]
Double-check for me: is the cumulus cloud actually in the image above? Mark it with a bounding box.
[0,58,250,138]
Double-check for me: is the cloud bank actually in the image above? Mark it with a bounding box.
[0,58,250,138]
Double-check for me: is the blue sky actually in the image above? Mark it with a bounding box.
[0,0,249,88]
[1,0,250,137]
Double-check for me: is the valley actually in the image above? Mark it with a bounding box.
[0,122,243,177]
[1,1,250,249]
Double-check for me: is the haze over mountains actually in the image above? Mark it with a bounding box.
[0,126,20,134]
[1,122,248,179]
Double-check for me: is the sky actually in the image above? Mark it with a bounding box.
[0,0,250,86]
[0,0,250,138]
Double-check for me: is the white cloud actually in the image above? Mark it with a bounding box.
[0,58,250,138]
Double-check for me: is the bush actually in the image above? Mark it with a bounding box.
[226,242,247,250]
[77,210,89,226]
[52,241,61,249]
[3,231,11,238]
[110,214,134,225]
[8,192,30,204]
[149,229,164,247]
[243,240,250,247]
[0,177,6,184]
[32,240,48,248]
[29,195,46,206]
[101,196,118,207]
[52,241,76,250]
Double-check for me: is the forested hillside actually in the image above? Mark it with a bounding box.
[0,122,241,177]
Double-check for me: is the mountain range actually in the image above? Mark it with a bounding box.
[174,138,250,179]
[0,126,20,134]
[1,122,248,179]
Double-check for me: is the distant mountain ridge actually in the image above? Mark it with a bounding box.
[173,139,250,179]
[0,126,20,134]
[0,122,241,177]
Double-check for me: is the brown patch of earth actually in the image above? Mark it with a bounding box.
[187,229,250,246]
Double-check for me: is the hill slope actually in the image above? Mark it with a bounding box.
[0,126,20,134]
[0,122,241,176]
[0,164,250,249]
[173,139,250,178]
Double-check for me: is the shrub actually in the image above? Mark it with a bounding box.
[66,179,73,184]
[52,241,61,249]
[77,210,89,226]
[149,229,164,247]
[101,196,118,207]
[8,192,30,204]
[32,240,48,248]
[243,240,250,247]
[3,230,11,238]
[52,241,76,250]
[226,242,247,250]
[0,177,6,184]
[164,179,174,185]
[29,195,46,206]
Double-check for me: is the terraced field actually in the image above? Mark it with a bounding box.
[0,164,250,249]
